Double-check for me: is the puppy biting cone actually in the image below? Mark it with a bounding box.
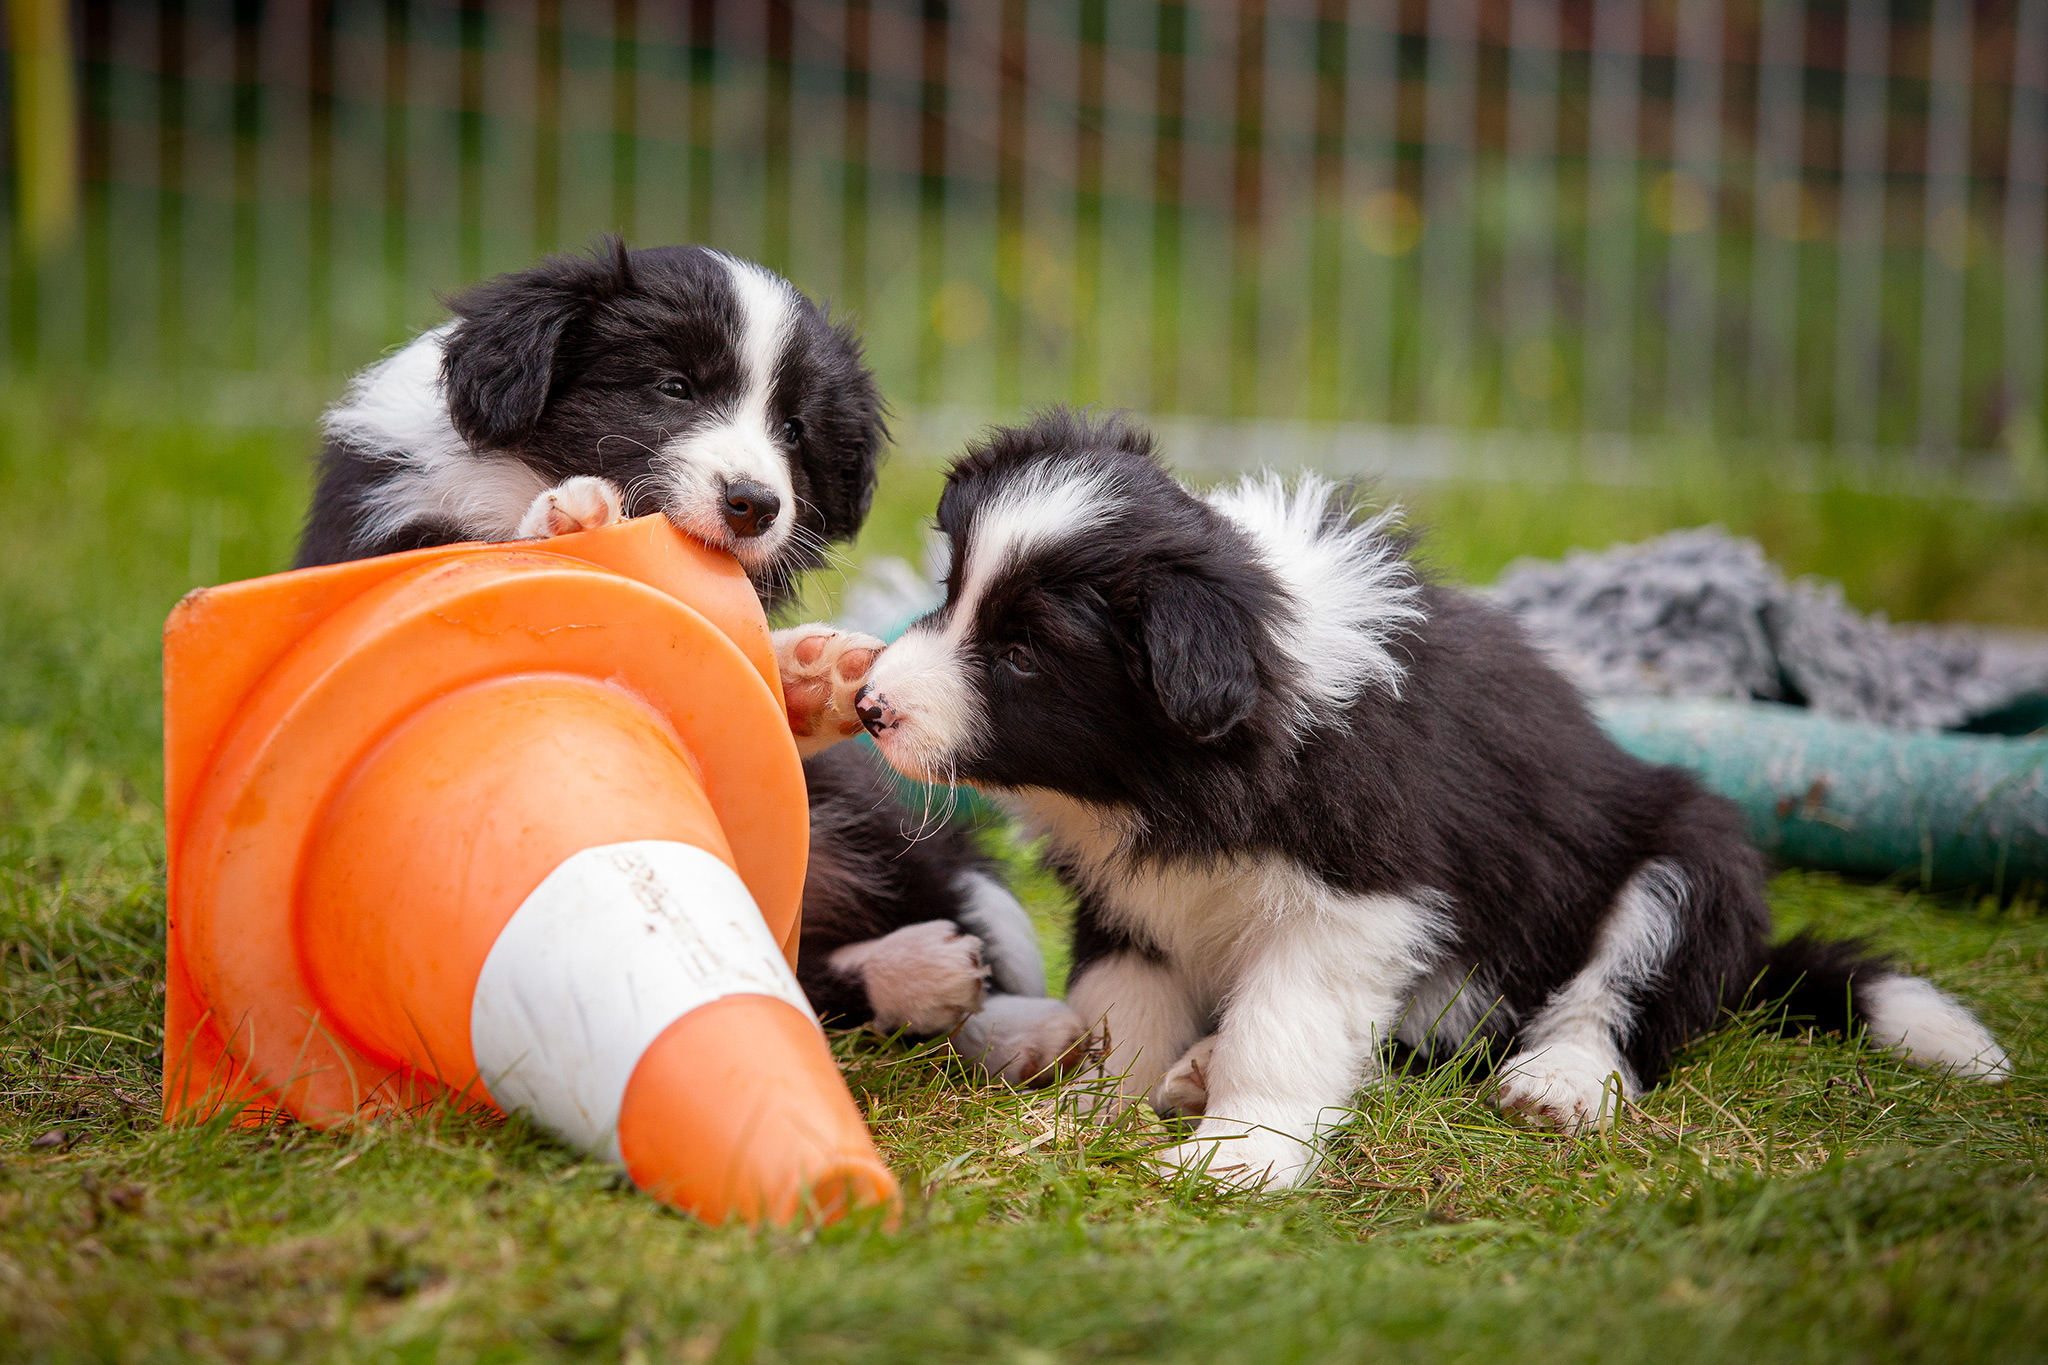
[161,513,899,1228]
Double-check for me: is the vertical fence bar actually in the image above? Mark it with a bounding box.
[1746,0,1802,442]
[764,0,792,271]
[1306,0,1344,421]
[613,0,638,239]
[688,0,715,246]
[81,0,111,369]
[841,0,869,316]
[534,0,561,255]
[157,0,187,369]
[916,0,949,403]
[458,0,483,282]
[1832,0,1885,449]
[383,0,410,342]
[1584,0,1641,436]
[1150,0,1185,412]
[1917,0,1971,452]
[1228,0,1264,417]
[1504,0,1560,431]
[1073,0,1104,404]
[2006,0,2047,448]
[232,0,262,367]
[308,0,334,373]
[994,0,1027,408]
[1663,0,1723,435]
[1421,0,1478,424]
[1342,0,1397,423]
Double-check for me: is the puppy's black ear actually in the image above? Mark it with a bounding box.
[1139,573,1263,742]
[440,239,633,450]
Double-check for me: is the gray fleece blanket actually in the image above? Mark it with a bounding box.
[1489,527,2048,731]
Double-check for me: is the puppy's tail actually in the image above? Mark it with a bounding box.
[1751,931,2011,1081]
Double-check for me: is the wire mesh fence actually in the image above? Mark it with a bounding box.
[4,0,2045,459]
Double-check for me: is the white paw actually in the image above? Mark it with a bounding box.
[829,920,988,1037]
[516,475,626,539]
[1154,1119,1317,1192]
[1151,1034,1216,1117]
[774,624,886,757]
[1494,1042,1633,1135]
[951,995,1090,1088]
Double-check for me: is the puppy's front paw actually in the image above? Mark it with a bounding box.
[1151,1034,1217,1117]
[1494,1043,1630,1135]
[517,476,625,539]
[774,624,885,757]
[951,995,1091,1088]
[829,920,988,1037]
[1154,1120,1316,1192]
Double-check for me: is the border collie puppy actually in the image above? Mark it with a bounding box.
[297,240,1078,1084]
[855,411,2012,1188]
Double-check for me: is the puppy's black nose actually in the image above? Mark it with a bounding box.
[720,479,781,539]
[855,685,886,734]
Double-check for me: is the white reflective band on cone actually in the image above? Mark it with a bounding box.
[470,840,816,1161]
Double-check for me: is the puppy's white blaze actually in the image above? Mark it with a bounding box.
[956,461,1127,624]
[1859,975,2012,1080]
[1511,859,1687,1097]
[325,325,551,546]
[716,252,797,413]
[1204,471,1425,731]
[860,622,989,781]
[647,254,799,568]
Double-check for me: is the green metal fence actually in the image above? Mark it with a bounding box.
[4,0,2045,457]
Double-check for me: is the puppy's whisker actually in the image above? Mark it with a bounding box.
[596,433,665,461]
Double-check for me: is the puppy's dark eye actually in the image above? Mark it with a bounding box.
[999,645,1036,678]
[654,377,693,402]
[782,416,804,445]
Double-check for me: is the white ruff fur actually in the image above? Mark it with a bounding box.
[1495,860,1685,1132]
[651,254,799,572]
[864,462,1126,780]
[1204,471,1425,732]
[1014,789,1451,1191]
[1859,974,2012,1080]
[324,325,552,547]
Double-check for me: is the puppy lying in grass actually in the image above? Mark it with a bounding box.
[855,411,2011,1190]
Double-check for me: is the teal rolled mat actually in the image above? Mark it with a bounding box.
[1596,697,2048,894]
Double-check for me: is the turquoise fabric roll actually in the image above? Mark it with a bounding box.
[1596,697,2048,893]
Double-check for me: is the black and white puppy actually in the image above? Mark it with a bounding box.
[297,240,1077,1083]
[855,411,2012,1188]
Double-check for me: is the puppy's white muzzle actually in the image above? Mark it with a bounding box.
[657,420,795,570]
[856,624,986,783]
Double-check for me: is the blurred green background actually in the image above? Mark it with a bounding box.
[3,0,2047,463]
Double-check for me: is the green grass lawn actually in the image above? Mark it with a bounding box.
[3,388,2046,1362]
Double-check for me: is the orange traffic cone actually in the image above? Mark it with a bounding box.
[161,514,899,1226]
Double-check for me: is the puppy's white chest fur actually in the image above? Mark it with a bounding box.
[1007,789,1455,1030]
